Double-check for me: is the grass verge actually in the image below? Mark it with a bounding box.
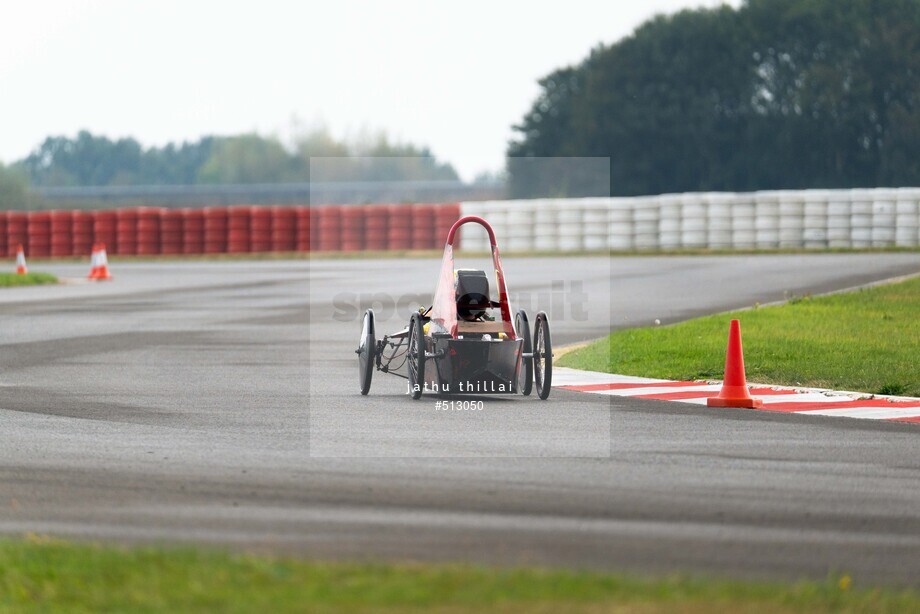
[0,272,58,287]
[558,275,920,397]
[1,538,917,612]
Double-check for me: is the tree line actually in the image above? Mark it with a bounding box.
[11,128,459,189]
[508,0,920,197]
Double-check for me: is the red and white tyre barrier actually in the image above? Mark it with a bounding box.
[6,212,28,257]
[250,207,273,253]
[271,206,297,252]
[72,210,94,256]
[50,210,74,257]
[554,367,920,424]
[182,208,205,254]
[160,209,184,255]
[93,210,117,254]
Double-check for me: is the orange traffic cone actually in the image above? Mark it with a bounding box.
[87,244,100,279]
[90,243,113,281]
[707,319,763,409]
[15,244,28,275]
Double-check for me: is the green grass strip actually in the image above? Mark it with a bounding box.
[0,272,58,287]
[0,538,917,612]
[559,275,920,397]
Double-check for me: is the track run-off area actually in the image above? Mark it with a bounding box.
[1,252,919,584]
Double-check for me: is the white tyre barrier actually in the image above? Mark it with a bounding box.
[580,198,609,251]
[730,193,756,249]
[505,237,534,252]
[556,201,584,251]
[459,200,488,218]
[755,191,781,248]
[504,201,535,252]
[486,201,510,249]
[459,201,490,252]
[658,193,682,249]
[459,187,919,254]
[802,190,829,248]
[895,188,919,247]
[826,191,852,248]
[849,189,874,248]
[504,201,534,232]
[778,190,805,248]
[705,192,733,249]
[633,197,660,250]
[533,199,559,251]
[680,193,707,248]
[871,189,897,247]
[607,198,634,250]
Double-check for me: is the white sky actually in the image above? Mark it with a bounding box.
[0,0,738,181]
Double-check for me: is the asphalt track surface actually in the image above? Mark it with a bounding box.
[1,253,919,584]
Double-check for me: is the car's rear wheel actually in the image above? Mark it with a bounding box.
[534,311,552,400]
[407,313,426,400]
[357,309,375,395]
[515,309,533,396]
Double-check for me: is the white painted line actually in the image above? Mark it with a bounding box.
[797,407,920,420]
[757,392,858,404]
[675,397,713,405]
[553,367,665,387]
[607,395,712,404]
[599,385,721,397]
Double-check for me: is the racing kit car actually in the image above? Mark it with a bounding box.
[356,216,552,400]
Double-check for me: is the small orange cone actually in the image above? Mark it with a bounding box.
[15,244,28,275]
[91,243,113,281]
[87,243,100,279]
[707,319,763,409]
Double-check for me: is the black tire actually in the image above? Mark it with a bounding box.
[407,313,426,400]
[515,309,533,396]
[534,311,552,400]
[357,309,375,395]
